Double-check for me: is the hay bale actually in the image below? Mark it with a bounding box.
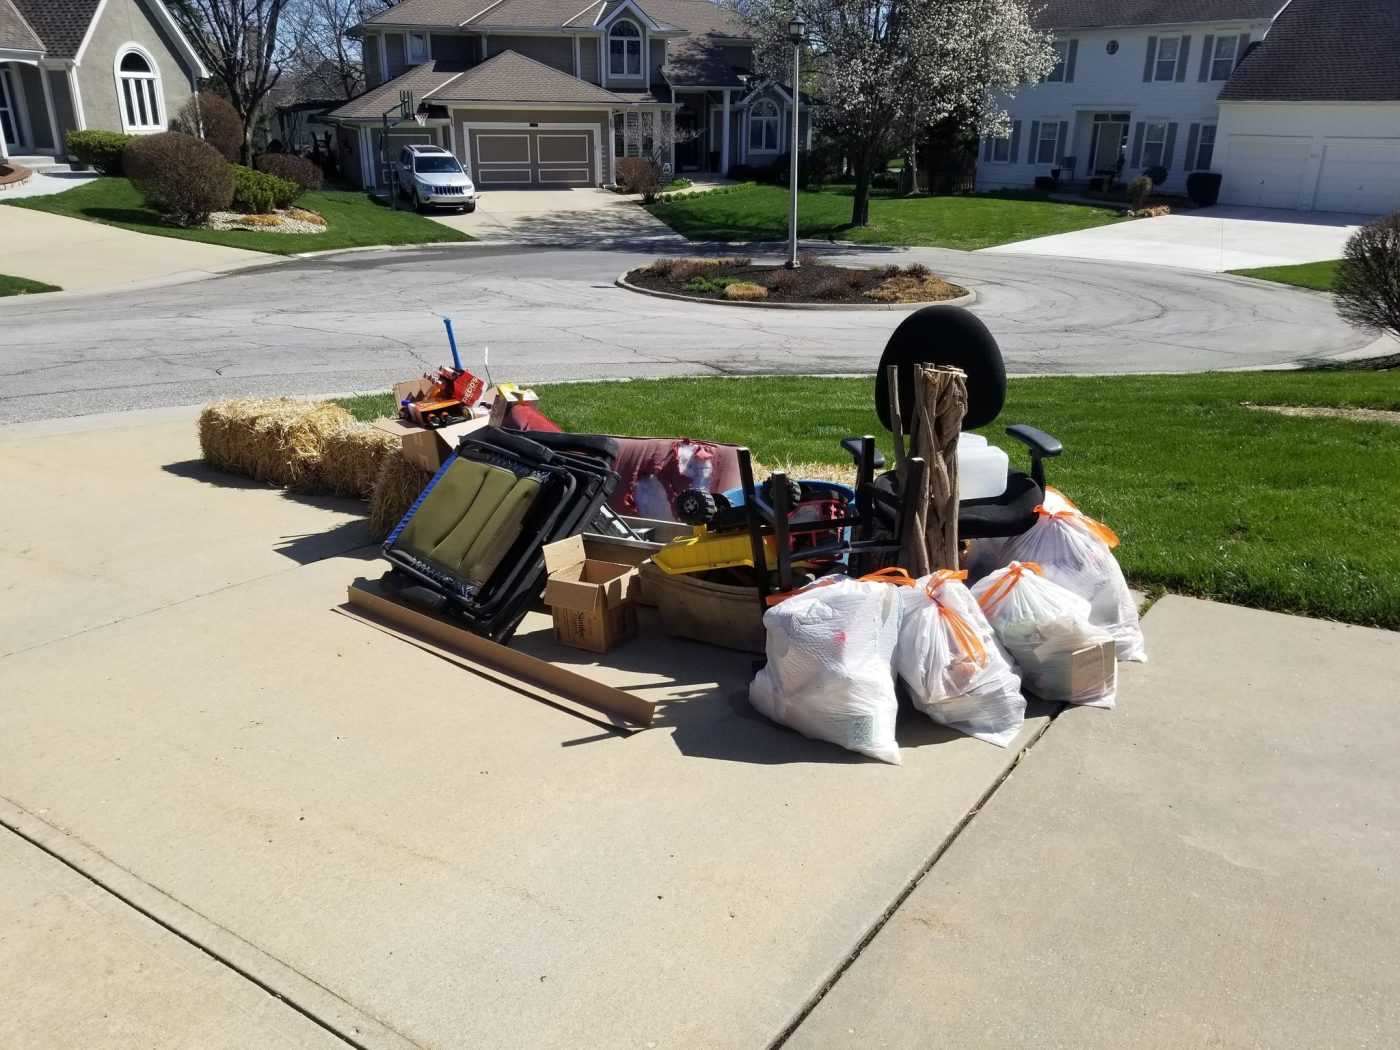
[321,424,399,499]
[368,448,433,540]
[198,398,352,489]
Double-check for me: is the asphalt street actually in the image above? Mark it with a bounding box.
[0,243,1370,423]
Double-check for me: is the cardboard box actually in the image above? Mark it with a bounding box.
[1023,639,1117,703]
[542,535,640,653]
[371,416,491,473]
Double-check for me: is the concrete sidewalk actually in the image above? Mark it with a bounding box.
[0,205,266,292]
[1,411,1394,1048]
[788,596,1400,1048]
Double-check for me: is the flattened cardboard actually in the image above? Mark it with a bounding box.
[345,578,656,726]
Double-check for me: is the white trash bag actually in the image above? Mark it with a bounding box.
[750,574,905,764]
[971,561,1118,708]
[896,570,1026,748]
[968,487,1146,664]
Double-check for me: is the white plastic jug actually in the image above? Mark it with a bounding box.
[957,434,1009,501]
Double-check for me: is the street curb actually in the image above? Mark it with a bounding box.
[614,271,977,311]
[0,797,421,1050]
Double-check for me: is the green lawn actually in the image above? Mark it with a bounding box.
[1230,259,1340,291]
[645,184,1124,249]
[339,369,1400,628]
[0,274,60,296]
[4,177,470,255]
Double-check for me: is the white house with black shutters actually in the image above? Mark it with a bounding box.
[976,0,1279,197]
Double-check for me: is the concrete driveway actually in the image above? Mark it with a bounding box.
[428,186,681,245]
[984,205,1367,273]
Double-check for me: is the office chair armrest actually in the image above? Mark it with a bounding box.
[841,437,886,470]
[1005,424,1063,491]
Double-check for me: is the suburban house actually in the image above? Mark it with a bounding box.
[977,0,1400,216]
[0,0,205,163]
[325,0,809,191]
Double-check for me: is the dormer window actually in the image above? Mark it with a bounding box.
[609,19,642,77]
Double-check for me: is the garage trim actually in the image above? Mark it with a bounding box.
[460,121,605,188]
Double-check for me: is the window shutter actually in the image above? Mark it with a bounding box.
[1066,39,1079,83]
[983,136,993,162]
[1237,33,1251,67]
[1163,122,1179,170]
[1057,120,1069,165]
[1175,36,1191,82]
[1185,123,1200,171]
[1198,34,1214,80]
[1024,121,1037,163]
[1010,120,1023,163]
[1142,36,1157,81]
[1130,122,1145,167]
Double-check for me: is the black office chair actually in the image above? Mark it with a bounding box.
[863,305,1063,542]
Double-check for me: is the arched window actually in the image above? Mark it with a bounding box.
[609,19,642,77]
[115,46,164,132]
[748,98,779,152]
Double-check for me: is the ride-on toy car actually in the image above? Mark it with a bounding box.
[395,144,477,213]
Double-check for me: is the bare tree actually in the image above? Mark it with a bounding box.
[733,0,1055,227]
[168,0,294,163]
[1334,212,1400,342]
[618,111,701,176]
[285,0,372,102]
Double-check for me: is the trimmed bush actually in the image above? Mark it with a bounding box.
[170,92,242,162]
[1334,212,1400,340]
[66,129,132,175]
[616,157,660,200]
[231,165,299,213]
[123,132,234,226]
[255,152,322,192]
[1129,175,1153,209]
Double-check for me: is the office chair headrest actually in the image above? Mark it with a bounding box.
[874,306,1007,432]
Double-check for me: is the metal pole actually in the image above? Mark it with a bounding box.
[787,39,801,268]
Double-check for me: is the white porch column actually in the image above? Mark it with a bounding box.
[358,126,374,189]
[65,64,86,129]
[720,88,730,175]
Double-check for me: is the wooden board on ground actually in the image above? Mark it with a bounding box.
[343,577,752,729]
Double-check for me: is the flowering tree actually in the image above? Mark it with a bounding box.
[733,0,1056,226]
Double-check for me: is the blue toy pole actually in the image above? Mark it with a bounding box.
[443,317,462,371]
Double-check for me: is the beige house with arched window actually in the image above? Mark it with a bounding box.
[0,0,205,163]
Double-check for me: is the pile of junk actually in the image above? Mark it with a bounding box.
[349,306,1147,761]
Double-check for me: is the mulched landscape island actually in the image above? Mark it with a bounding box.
[625,256,968,305]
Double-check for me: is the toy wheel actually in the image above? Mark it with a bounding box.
[761,475,802,510]
[675,488,718,526]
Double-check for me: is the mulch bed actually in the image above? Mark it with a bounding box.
[625,257,968,305]
[0,163,33,188]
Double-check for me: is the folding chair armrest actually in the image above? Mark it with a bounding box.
[1005,424,1063,490]
[841,436,886,470]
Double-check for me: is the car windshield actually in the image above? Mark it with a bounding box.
[414,155,463,174]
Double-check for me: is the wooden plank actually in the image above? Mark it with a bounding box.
[344,579,657,727]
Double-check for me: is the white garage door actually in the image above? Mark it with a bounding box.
[1222,135,1309,209]
[1314,138,1400,215]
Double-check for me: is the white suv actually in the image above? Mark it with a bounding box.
[396,144,476,213]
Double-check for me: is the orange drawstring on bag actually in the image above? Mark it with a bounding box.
[975,561,1043,617]
[923,569,988,667]
[765,566,917,606]
[1035,487,1120,549]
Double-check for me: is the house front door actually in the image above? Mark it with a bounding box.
[0,67,22,151]
[1090,112,1131,177]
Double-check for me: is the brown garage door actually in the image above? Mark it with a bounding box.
[470,128,594,188]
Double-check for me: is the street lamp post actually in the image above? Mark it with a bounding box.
[785,15,805,269]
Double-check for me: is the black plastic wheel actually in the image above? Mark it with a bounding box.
[760,475,803,511]
[675,488,719,526]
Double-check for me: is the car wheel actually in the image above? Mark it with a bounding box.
[464,203,476,214]
[413,189,425,213]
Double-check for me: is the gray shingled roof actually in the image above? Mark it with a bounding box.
[361,0,746,35]
[1221,0,1400,102]
[326,60,468,120]
[10,0,101,57]
[0,0,44,52]
[430,48,627,102]
[1033,0,1280,29]
[328,50,631,118]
